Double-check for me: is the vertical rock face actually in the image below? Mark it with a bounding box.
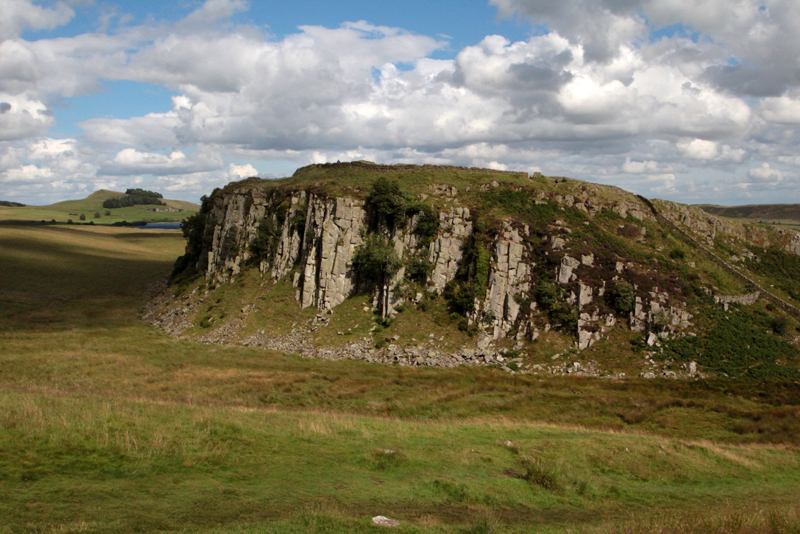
[270,191,307,281]
[202,187,368,311]
[482,223,531,340]
[428,207,472,293]
[558,256,580,284]
[206,189,265,281]
[296,196,366,311]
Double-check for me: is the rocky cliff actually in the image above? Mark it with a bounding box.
[153,162,800,379]
[184,163,719,353]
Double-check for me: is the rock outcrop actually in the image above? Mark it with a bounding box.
[428,206,473,293]
[190,168,704,353]
[178,164,797,361]
[296,196,366,311]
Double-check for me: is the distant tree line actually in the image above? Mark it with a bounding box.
[102,189,164,209]
[0,200,25,207]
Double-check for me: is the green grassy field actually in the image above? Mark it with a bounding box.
[0,190,198,225]
[1,221,799,533]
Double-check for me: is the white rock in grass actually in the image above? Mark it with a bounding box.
[372,516,401,527]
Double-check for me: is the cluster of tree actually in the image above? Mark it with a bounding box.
[102,189,164,209]
[0,200,25,207]
[365,178,439,242]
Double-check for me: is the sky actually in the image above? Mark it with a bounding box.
[3,0,800,206]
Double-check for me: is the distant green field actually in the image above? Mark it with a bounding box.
[0,189,198,225]
[1,217,799,533]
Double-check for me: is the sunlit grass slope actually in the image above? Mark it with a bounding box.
[0,219,799,533]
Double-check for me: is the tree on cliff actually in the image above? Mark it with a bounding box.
[352,235,403,318]
[366,177,408,230]
[171,195,214,278]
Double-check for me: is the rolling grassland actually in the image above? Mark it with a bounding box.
[0,190,198,225]
[1,221,799,533]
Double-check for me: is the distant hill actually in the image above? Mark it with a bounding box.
[697,203,800,225]
[48,190,129,212]
[0,189,199,225]
[0,200,25,207]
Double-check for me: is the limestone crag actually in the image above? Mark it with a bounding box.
[428,206,473,293]
[201,187,369,312]
[481,222,532,340]
[296,196,366,311]
[269,192,307,281]
[628,290,693,336]
[195,176,699,353]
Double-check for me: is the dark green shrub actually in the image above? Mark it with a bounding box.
[669,248,685,260]
[519,456,561,491]
[550,303,578,331]
[406,201,439,245]
[171,254,192,278]
[292,203,307,236]
[406,252,433,284]
[630,336,647,353]
[250,218,280,264]
[772,316,789,335]
[221,227,240,257]
[366,177,408,229]
[353,235,403,284]
[79,213,86,221]
[174,195,215,277]
[445,280,477,315]
[275,200,290,226]
[608,280,635,314]
[94,211,101,218]
[535,281,558,310]
[374,316,394,328]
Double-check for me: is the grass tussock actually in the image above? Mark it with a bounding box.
[518,454,562,491]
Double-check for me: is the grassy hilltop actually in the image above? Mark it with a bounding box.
[0,189,199,225]
[1,166,800,533]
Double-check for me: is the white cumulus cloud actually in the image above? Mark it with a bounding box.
[2,0,800,206]
[747,163,785,183]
